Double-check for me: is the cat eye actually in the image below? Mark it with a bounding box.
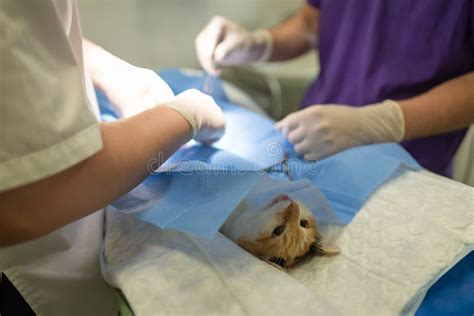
[272,225,285,237]
[300,219,309,228]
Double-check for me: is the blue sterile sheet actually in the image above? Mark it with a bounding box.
[110,170,261,239]
[99,68,423,231]
[157,69,422,223]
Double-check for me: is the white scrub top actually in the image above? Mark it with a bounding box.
[0,1,117,315]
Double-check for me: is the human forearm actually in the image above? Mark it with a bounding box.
[82,38,129,91]
[0,107,191,246]
[82,39,175,118]
[399,72,474,140]
[268,4,320,61]
[195,4,319,73]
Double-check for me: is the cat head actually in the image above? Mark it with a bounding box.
[225,194,340,269]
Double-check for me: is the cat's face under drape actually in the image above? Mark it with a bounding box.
[221,195,340,269]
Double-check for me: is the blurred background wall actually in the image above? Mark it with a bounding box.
[78,0,315,73]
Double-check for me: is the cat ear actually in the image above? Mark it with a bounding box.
[310,241,340,256]
[319,243,340,256]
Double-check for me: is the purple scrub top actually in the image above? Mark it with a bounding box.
[303,0,472,176]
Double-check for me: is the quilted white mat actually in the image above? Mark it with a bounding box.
[290,168,474,315]
[102,167,473,315]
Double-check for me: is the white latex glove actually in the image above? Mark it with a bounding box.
[276,100,405,160]
[159,89,226,144]
[195,16,273,75]
[100,65,175,118]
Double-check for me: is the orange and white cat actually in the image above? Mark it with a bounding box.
[221,194,340,269]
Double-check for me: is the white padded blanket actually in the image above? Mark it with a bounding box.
[289,168,474,315]
[101,167,473,315]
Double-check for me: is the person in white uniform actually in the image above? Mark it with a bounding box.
[0,1,225,315]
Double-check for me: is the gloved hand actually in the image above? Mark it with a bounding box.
[276,100,405,160]
[100,65,175,118]
[195,16,273,75]
[159,89,226,144]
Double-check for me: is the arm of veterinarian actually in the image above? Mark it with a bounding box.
[82,39,175,118]
[196,3,474,161]
[276,73,474,159]
[0,35,225,246]
[195,4,319,75]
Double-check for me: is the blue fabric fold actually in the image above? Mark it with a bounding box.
[111,171,261,239]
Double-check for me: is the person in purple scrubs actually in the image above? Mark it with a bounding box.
[196,0,474,176]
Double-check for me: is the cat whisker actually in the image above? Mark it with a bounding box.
[271,243,289,268]
[310,241,323,254]
[269,257,287,268]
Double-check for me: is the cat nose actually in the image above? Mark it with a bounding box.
[284,201,300,221]
[271,195,292,207]
[288,200,299,210]
[276,195,290,202]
